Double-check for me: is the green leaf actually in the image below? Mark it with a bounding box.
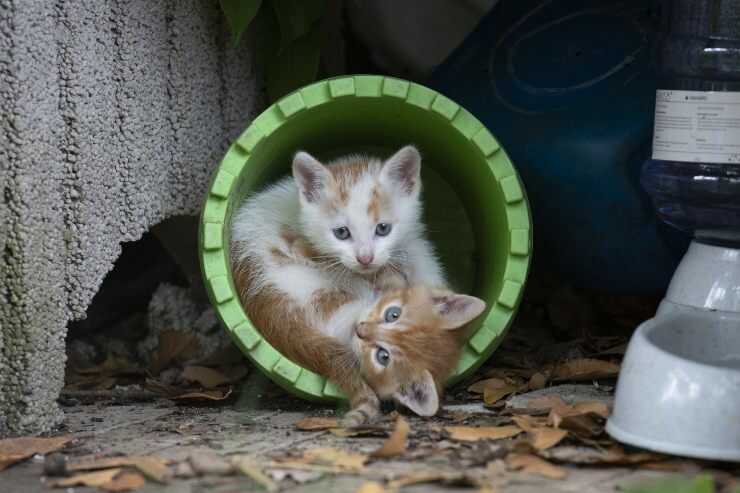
[624,474,715,493]
[270,0,326,52]
[265,23,324,102]
[219,0,263,46]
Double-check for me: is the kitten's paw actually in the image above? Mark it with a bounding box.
[340,401,380,428]
[339,411,368,428]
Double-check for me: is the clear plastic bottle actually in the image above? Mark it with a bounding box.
[641,0,740,246]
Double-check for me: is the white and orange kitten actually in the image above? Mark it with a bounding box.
[231,145,445,301]
[231,146,462,423]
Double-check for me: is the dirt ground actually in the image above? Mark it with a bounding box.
[3,292,738,493]
[2,373,734,493]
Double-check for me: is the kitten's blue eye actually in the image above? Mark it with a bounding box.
[375,347,390,367]
[333,227,351,240]
[375,223,392,236]
[383,306,402,323]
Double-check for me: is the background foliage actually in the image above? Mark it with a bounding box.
[219,0,328,102]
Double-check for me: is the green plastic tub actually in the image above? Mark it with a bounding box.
[199,75,531,402]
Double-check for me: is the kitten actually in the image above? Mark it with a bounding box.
[346,286,486,426]
[230,146,457,423]
[234,259,484,425]
[230,145,446,304]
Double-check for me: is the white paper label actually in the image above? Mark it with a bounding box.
[652,90,740,164]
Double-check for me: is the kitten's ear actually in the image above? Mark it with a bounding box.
[431,292,487,330]
[380,145,421,196]
[292,151,332,203]
[393,370,439,416]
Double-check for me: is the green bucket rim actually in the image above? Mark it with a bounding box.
[198,75,532,402]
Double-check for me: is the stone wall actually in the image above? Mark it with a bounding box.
[0,0,262,435]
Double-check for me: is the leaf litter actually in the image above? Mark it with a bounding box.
[0,435,73,471]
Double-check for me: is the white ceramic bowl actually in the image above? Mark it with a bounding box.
[607,301,740,462]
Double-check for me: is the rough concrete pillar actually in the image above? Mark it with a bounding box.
[0,0,262,436]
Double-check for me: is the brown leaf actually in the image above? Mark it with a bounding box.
[182,366,230,389]
[74,354,142,376]
[547,401,610,438]
[572,401,610,418]
[387,471,480,490]
[0,435,73,471]
[231,457,278,492]
[356,482,386,493]
[543,445,664,465]
[101,471,146,492]
[295,417,339,431]
[484,384,522,406]
[171,387,232,401]
[525,395,568,411]
[506,453,568,479]
[529,428,569,450]
[468,377,507,394]
[370,416,409,458]
[511,416,568,450]
[150,330,200,375]
[68,456,171,484]
[49,468,123,488]
[293,447,367,471]
[551,358,619,382]
[510,415,546,432]
[445,426,523,442]
[527,372,548,390]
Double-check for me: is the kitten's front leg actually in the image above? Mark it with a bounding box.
[340,382,380,428]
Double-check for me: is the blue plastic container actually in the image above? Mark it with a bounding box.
[641,0,740,246]
[428,0,690,294]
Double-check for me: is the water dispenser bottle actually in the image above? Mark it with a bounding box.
[641,0,740,245]
[608,0,740,461]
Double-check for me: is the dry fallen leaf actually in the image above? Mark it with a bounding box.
[0,435,73,471]
[171,387,232,402]
[49,468,123,488]
[101,471,145,492]
[506,453,568,480]
[387,471,480,490]
[484,384,522,406]
[547,401,610,438]
[182,366,230,389]
[371,416,409,458]
[468,378,523,406]
[356,482,386,493]
[511,416,568,450]
[150,330,200,374]
[551,358,619,382]
[68,455,171,484]
[294,447,367,471]
[445,426,523,442]
[232,457,278,492]
[543,445,665,465]
[295,417,339,431]
[468,377,508,394]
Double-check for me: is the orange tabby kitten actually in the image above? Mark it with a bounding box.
[235,251,485,425]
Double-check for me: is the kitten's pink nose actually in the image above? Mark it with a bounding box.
[356,253,374,267]
[356,322,370,340]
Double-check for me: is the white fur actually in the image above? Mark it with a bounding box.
[231,148,447,343]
